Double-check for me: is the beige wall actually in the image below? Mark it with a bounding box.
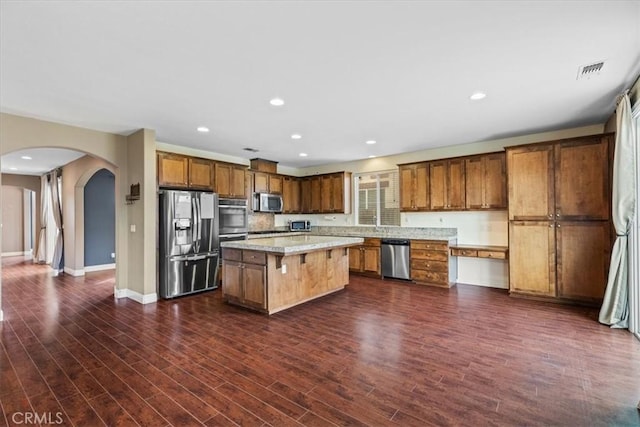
[62,155,117,275]
[1,186,25,254]
[1,174,41,252]
[0,113,160,311]
[126,129,157,298]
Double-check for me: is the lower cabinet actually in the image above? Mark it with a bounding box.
[349,238,381,277]
[509,220,610,303]
[222,250,267,310]
[222,247,351,314]
[410,239,457,287]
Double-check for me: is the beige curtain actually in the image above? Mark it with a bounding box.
[34,174,49,263]
[49,169,63,274]
[599,93,636,328]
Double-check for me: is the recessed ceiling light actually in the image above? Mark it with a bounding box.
[270,98,285,106]
[299,153,308,157]
[21,155,32,160]
[291,134,302,140]
[9,167,17,170]
[368,155,376,158]
[196,126,210,133]
[470,92,486,100]
[365,140,376,145]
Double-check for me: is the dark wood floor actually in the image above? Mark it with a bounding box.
[1,257,639,427]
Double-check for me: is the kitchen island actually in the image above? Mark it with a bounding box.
[220,235,364,314]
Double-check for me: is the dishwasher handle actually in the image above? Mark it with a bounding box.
[381,238,410,246]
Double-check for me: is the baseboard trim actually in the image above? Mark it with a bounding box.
[85,263,115,273]
[64,266,85,277]
[114,287,157,305]
[2,251,29,257]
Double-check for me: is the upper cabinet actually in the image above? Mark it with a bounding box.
[465,152,507,210]
[429,158,465,210]
[215,162,247,198]
[507,135,611,221]
[252,171,284,195]
[400,153,505,213]
[283,177,301,213]
[157,152,214,191]
[399,163,429,211]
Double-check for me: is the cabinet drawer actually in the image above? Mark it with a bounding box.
[411,240,448,251]
[363,238,381,247]
[478,250,506,260]
[242,250,267,265]
[411,249,448,262]
[451,248,478,257]
[222,248,242,261]
[412,269,449,285]
[410,259,448,272]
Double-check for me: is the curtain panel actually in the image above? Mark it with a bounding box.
[34,174,49,263]
[599,94,637,328]
[49,169,64,274]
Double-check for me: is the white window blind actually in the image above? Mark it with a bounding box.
[355,170,400,226]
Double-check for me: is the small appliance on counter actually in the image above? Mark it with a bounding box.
[252,192,283,213]
[289,220,312,232]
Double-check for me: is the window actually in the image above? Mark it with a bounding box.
[355,170,400,226]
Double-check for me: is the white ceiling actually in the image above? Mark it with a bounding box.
[1,1,639,172]
[1,148,85,176]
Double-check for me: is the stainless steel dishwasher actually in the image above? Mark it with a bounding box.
[381,239,411,280]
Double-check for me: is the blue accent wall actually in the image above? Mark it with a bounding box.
[84,169,115,266]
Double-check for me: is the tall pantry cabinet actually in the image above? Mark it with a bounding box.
[507,134,613,304]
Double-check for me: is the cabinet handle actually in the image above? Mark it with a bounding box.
[549,224,554,228]
[556,212,560,217]
[548,214,553,219]
[557,224,561,228]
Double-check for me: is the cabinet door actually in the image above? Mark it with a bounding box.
[429,161,447,210]
[555,137,609,220]
[300,179,312,213]
[253,172,269,193]
[188,158,214,190]
[399,165,415,211]
[509,221,556,296]
[158,153,189,188]
[215,163,231,196]
[362,246,381,275]
[484,153,507,209]
[414,163,429,210]
[331,174,344,213]
[283,177,300,213]
[556,220,610,301]
[465,157,484,209]
[268,174,284,194]
[447,159,465,209]
[243,263,267,309]
[507,145,554,220]
[327,248,349,288]
[310,177,322,213]
[231,166,246,198]
[349,247,362,271]
[222,261,243,300]
[321,176,332,212]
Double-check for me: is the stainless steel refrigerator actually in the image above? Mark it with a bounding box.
[158,190,219,299]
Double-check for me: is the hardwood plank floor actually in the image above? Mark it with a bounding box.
[1,257,639,426]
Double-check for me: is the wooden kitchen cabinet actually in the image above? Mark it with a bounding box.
[321,176,332,212]
[157,152,214,190]
[300,178,312,213]
[310,177,322,212]
[349,238,381,277]
[507,133,613,304]
[158,152,189,188]
[399,162,429,211]
[215,162,247,198]
[283,176,301,213]
[253,172,269,193]
[410,240,456,287]
[268,174,284,194]
[222,249,267,310]
[429,159,465,210]
[465,152,506,210]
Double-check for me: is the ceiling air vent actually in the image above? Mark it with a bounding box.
[577,61,604,80]
[243,147,259,153]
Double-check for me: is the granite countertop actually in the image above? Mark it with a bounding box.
[311,226,457,241]
[222,235,364,255]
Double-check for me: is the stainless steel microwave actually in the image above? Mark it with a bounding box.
[252,192,283,213]
[289,220,311,232]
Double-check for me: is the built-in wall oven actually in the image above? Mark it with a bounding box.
[218,198,248,238]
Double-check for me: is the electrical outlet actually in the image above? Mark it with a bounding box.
[110,253,115,259]
[282,264,287,274]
